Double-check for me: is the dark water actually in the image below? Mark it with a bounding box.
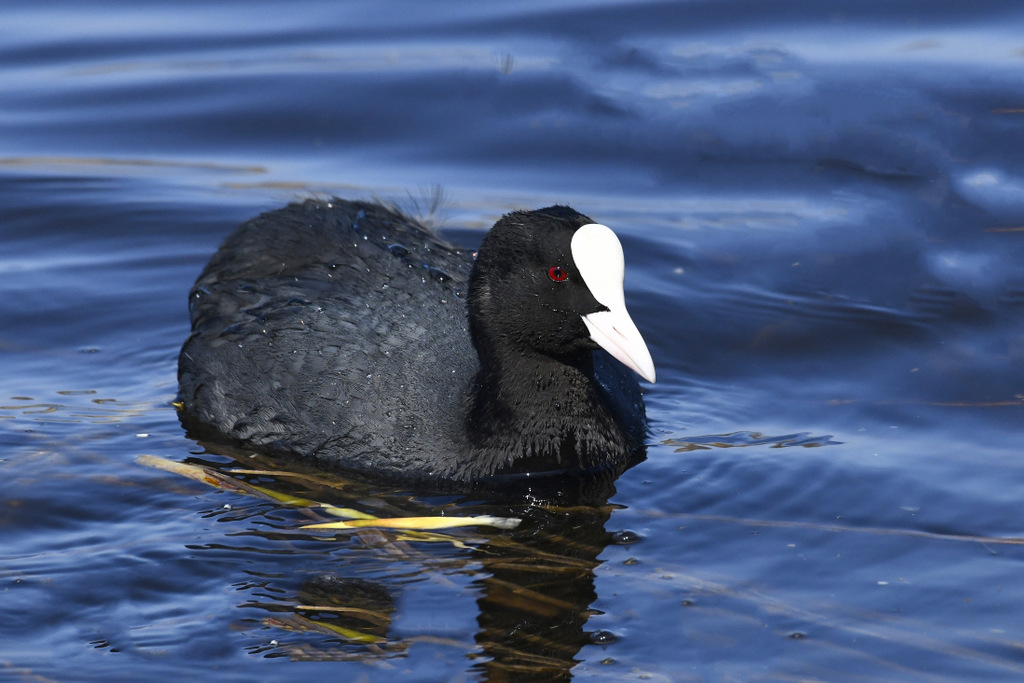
[3,1,1024,680]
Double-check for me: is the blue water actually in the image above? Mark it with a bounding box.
[3,1,1024,680]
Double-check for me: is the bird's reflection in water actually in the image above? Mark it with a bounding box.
[173,445,635,680]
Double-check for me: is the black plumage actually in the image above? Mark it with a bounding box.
[177,199,650,489]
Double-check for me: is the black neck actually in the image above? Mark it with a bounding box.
[463,346,631,480]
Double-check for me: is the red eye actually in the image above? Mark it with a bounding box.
[548,266,568,282]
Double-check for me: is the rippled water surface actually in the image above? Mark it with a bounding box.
[3,1,1024,680]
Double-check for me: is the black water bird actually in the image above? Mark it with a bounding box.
[178,199,655,489]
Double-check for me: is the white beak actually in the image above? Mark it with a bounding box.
[582,308,656,383]
[572,223,656,383]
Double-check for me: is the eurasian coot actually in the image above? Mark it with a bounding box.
[177,199,655,488]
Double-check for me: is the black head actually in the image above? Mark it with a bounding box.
[468,206,596,364]
[467,205,655,382]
